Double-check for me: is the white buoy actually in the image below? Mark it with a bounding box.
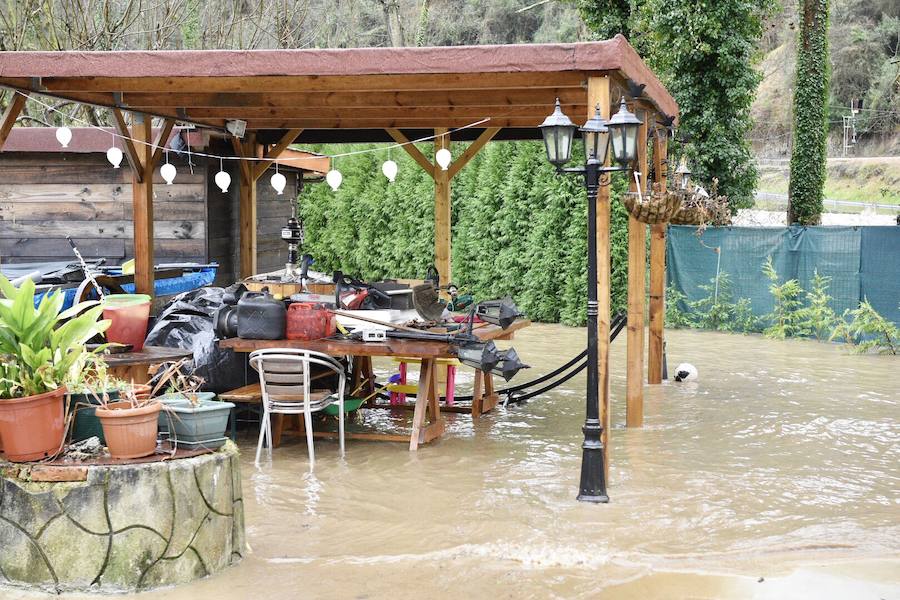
[673,363,698,382]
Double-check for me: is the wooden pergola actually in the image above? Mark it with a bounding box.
[0,35,677,450]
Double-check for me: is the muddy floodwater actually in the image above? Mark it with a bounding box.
[5,325,900,599]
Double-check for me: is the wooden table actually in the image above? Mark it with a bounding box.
[218,320,529,450]
[103,345,193,384]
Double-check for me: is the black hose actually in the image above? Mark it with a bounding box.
[400,312,627,404]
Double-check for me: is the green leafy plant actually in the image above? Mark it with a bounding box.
[797,270,841,340]
[832,300,899,355]
[664,286,694,328]
[0,276,110,399]
[762,257,805,339]
[788,0,830,225]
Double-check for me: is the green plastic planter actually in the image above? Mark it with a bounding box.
[69,390,121,443]
[156,393,216,434]
[166,399,235,448]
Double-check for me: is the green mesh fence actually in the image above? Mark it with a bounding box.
[667,225,900,326]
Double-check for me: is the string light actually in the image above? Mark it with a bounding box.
[106,133,123,168]
[382,147,398,182]
[215,157,231,193]
[435,147,452,170]
[18,92,489,190]
[271,162,286,195]
[160,149,176,185]
[55,126,72,148]
[326,168,343,191]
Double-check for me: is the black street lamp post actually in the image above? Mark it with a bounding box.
[539,96,642,504]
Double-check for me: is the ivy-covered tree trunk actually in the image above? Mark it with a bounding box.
[788,0,830,225]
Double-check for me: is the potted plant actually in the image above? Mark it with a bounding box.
[93,383,162,460]
[0,276,110,462]
[67,354,121,444]
[154,360,233,449]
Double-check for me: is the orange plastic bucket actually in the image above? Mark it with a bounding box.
[102,294,152,351]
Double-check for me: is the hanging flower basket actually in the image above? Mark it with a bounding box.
[670,178,732,226]
[621,183,684,225]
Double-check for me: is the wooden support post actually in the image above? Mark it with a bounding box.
[386,127,496,288]
[131,114,154,296]
[648,133,668,384]
[0,92,27,151]
[588,76,613,481]
[433,128,451,287]
[239,133,258,279]
[625,110,649,428]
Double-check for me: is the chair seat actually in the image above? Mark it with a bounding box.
[268,389,334,403]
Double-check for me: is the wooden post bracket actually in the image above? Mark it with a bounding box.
[0,91,28,152]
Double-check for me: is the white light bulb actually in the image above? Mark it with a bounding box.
[271,171,287,195]
[215,170,231,193]
[436,148,452,171]
[326,169,343,191]
[56,126,72,148]
[382,159,398,182]
[160,162,176,185]
[106,146,123,168]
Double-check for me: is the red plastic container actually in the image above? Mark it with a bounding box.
[287,303,336,341]
[102,294,152,351]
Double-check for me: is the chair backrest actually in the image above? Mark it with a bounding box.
[249,349,345,408]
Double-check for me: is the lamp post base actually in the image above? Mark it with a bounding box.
[577,420,608,503]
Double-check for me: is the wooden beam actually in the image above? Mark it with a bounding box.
[0,91,27,151]
[589,76,612,483]
[625,109,649,428]
[385,128,435,177]
[252,128,302,181]
[434,128,451,289]
[149,118,176,170]
[183,105,583,119]
[131,114,154,296]
[648,134,668,385]
[447,127,500,179]
[230,136,253,183]
[240,117,542,129]
[111,108,144,182]
[239,133,258,278]
[121,89,586,109]
[19,72,589,93]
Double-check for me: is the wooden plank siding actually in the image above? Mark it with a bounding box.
[204,138,300,286]
[0,153,207,265]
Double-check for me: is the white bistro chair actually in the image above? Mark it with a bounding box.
[249,349,346,467]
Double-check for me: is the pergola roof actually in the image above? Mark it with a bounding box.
[0,35,677,144]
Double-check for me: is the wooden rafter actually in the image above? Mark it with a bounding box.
[448,127,501,178]
[111,108,144,182]
[230,136,252,183]
[0,91,28,151]
[149,118,176,169]
[385,128,435,178]
[252,128,302,180]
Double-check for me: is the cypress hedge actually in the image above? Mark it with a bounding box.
[298,141,632,326]
[788,0,830,225]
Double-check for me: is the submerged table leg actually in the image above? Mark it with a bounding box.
[471,370,499,418]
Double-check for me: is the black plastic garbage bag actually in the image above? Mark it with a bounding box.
[145,287,247,393]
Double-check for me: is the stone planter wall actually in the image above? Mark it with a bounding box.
[0,441,244,594]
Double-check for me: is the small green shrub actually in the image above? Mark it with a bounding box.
[833,300,900,355]
[797,270,841,340]
[664,286,694,329]
[762,257,805,339]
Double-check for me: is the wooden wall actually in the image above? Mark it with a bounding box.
[0,153,207,265]
[204,141,300,285]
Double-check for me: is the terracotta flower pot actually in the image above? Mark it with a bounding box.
[128,384,153,401]
[0,387,67,463]
[96,401,161,459]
